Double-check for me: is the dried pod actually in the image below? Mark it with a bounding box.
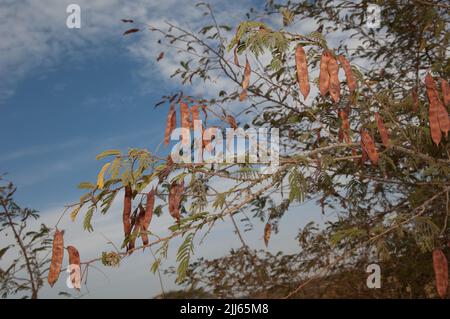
[180,101,191,145]
[264,222,271,248]
[361,130,379,165]
[226,115,238,129]
[123,185,132,240]
[123,28,140,35]
[239,89,248,101]
[437,103,450,137]
[319,51,331,96]
[360,139,368,164]
[48,229,64,287]
[191,105,200,128]
[67,246,81,290]
[156,52,164,62]
[129,204,144,252]
[168,181,184,222]
[425,73,443,145]
[339,109,351,144]
[141,189,155,246]
[242,58,251,90]
[164,104,176,145]
[328,55,340,103]
[338,55,357,93]
[375,112,390,147]
[295,45,310,100]
[442,78,450,107]
[433,249,448,299]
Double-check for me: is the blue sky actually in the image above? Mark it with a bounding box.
[0,0,328,298]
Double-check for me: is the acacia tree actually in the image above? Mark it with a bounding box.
[0,177,52,299]
[53,0,449,298]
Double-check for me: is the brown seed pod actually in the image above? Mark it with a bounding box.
[433,249,448,299]
[339,109,351,144]
[437,104,449,137]
[264,222,271,248]
[328,55,340,103]
[164,104,176,145]
[226,115,238,129]
[442,78,450,107]
[319,50,331,96]
[123,185,132,241]
[180,101,191,145]
[338,55,357,93]
[239,89,248,101]
[374,112,390,147]
[360,139,368,164]
[123,28,140,35]
[242,58,251,90]
[295,45,310,100]
[129,204,145,252]
[168,181,184,222]
[425,73,443,145]
[361,130,379,165]
[48,229,64,287]
[191,105,200,129]
[67,246,81,290]
[141,189,155,246]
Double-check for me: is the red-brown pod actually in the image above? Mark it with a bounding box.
[319,51,331,96]
[433,249,448,299]
[441,78,450,107]
[295,45,310,100]
[141,189,155,246]
[67,246,81,290]
[48,229,64,287]
[164,104,176,145]
[123,185,132,240]
[264,222,271,248]
[328,55,340,103]
[375,112,390,147]
[168,181,184,222]
[425,73,443,145]
[361,130,379,165]
[338,55,357,93]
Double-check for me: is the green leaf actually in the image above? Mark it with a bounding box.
[0,246,11,260]
[83,206,95,232]
[77,182,96,190]
[97,162,111,189]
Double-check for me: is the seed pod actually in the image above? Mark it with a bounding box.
[338,55,357,93]
[226,115,238,129]
[433,249,448,299]
[442,78,450,107]
[328,55,340,103]
[123,185,132,241]
[264,222,271,248]
[242,58,251,90]
[425,73,443,145]
[361,130,379,165]
[239,89,247,101]
[375,112,390,147]
[168,181,184,222]
[295,45,310,100]
[437,103,449,137]
[339,109,351,144]
[319,51,331,96]
[164,104,176,145]
[129,204,144,252]
[191,105,200,126]
[180,101,191,145]
[48,229,64,287]
[141,189,155,246]
[67,246,81,290]
[360,139,368,164]
[411,87,419,112]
